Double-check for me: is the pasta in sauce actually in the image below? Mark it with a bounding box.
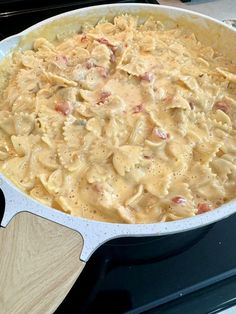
[0,15,236,223]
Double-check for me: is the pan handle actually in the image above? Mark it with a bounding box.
[0,175,35,227]
[0,211,86,313]
[0,174,110,262]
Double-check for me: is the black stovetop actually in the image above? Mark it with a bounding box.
[0,0,157,39]
[55,214,236,314]
[1,1,235,314]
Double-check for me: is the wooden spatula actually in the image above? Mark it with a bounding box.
[0,212,85,314]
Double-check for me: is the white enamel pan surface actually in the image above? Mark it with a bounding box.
[0,4,236,263]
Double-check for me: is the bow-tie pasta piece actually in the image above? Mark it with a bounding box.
[39,168,64,195]
[187,163,225,208]
[86,117,104,137]
[105,116,130,146]
[63,115,87,148]
[1,135,41,190]
[129,116,151,145]
[193,140,222,165]
[88,139,113,163]
[210,155,235,183]
[86,164,115,184]
[90,43,111,68]
[57,143,87,173]
[0,113,35,136]
[113,145,143,176]
[142,170,172,199]
[114,14,138,31]
[37,149,59,170]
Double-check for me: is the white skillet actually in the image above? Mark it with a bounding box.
[0,4,235,313]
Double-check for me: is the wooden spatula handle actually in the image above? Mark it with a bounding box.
[0,212,85,314]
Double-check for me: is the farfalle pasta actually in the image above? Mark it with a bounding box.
[0,15,236,223]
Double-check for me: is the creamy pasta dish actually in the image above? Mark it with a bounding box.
[0,15,236,223]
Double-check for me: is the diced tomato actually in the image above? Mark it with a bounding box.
[98,91,111,104]
[110,52,116,63]
[197,203,212,214]
[139,72,154,82]
[85,59,94,69]
[214,101,229,114]
[55,101,72,116]
[164,96,174,104]
[152,127,169,140]
[92,183,103,193]
[133,104,144,113]
[97,37,117,50]
[54,55,68,70]
[61,55,68,63]
[56,55,68,65]
[81,34,88,43]
[97,38,110,45]
[97,66,109,78]
[171,196,186,205]
[110,45,118,53]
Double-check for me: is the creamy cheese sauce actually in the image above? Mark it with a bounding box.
[0,15,236,223]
